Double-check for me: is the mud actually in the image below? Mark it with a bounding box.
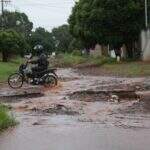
[0,68,150,150]
[77,66,150,78]
[34,104,79,115]
[69,89,138,102]
[0,86,44,103]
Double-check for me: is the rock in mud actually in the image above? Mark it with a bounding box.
[32,122,42,126]
[109,95,120,103]
[43,104,78,115]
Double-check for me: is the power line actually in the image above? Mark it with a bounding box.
[9,1,74,14]
[11,0,74,7]
[1,0,11,12]
[16,3,74,9]
[6,0,74,30]
[9,4,71,14]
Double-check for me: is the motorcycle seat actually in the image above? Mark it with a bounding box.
[35,68,57,76]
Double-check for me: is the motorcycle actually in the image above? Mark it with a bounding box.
[8,55,58,89]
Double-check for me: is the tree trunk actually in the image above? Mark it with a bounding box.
[85,48,90,55]
[102,45,109,56]
[2,51,8,62]
[126,43,133,59]
[114,48,121,57]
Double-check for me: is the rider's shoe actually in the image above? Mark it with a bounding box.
[30,79,37,85]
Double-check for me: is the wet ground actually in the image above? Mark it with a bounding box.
[0,68,150,150]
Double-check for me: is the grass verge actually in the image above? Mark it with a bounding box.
[50,53,115,68]
[0,104,17,132]
[0,57,22,82]
[78,61,150,77]
[51,53,150,77]
[101,61,150,77]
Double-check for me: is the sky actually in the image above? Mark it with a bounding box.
[6,0,75,31]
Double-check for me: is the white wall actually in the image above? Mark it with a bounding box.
[141,29,150,61]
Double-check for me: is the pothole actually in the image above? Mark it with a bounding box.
[69,89,138,102]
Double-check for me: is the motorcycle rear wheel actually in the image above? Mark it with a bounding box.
[8,73,24,89]
[44,75,57,88]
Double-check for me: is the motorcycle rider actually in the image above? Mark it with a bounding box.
[29,45,49,79]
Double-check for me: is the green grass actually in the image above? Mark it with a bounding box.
[60,53,86,67]
[0,104,17,132]
[101,62,150,77]
[0,62,18,81]
[51,53,150,77]
[51,53,115,68]
[50,53,86,67]
[0,57,22,82]
[86,56,115,66]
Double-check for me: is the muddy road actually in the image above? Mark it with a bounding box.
[0,68,150,150]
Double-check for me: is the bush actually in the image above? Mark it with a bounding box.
[71,50,82,56]
[0,29,28,62]
[56,53,86,67]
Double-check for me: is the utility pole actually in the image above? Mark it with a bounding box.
[0,0,11,29]
[1,0,4,29]
[145,0,148,28]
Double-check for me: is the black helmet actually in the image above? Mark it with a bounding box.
[34,45,44,56]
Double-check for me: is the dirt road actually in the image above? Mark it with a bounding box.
[0,68,150,150]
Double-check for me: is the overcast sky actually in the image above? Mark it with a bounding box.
[7,0,75,31]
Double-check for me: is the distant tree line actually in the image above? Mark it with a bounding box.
[0,11,81,62]
[1,0,147,62]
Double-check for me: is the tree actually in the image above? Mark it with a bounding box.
[0,11,33,38]
[68,38,84,51]
[68,0,105,50]
[0,11,33,58]
[51,25,74,53]
[68,0,148,58]
[0,29,29,62]
[29,27,55,54]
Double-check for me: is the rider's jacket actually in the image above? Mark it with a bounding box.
[31,53,49,70]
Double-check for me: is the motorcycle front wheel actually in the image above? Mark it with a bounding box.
[44,75,57,88]
[8,73,24,89]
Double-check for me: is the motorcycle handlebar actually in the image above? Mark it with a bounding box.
[25,59,31,66]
